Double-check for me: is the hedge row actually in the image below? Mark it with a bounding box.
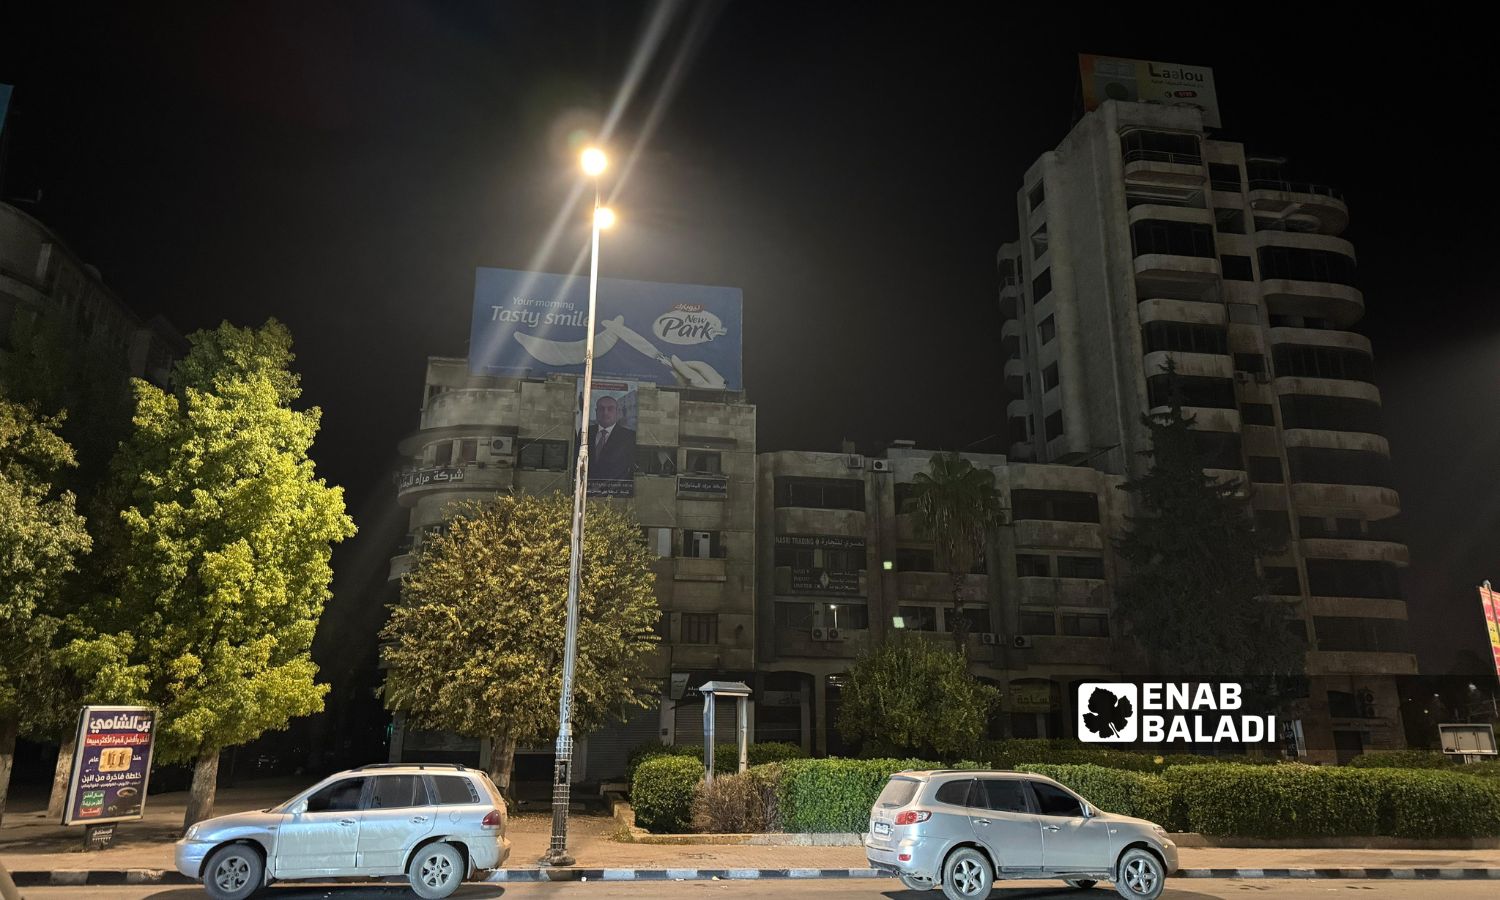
[626,741,805,779]
[631,755,703,833]
[979,739,1275,772]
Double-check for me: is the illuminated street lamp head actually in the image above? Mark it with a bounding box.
[580,147,608,177]
[594,206,617,229]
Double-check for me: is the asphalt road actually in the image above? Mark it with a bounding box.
[18,880,1500,900]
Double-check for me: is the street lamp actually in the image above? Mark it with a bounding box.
[542,145,612,867]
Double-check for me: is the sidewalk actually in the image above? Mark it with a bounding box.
[5,780,1500,876]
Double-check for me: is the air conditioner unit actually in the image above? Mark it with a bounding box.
[870,459,893,473]
[979,633,999,646]
[845,454,865,469]
[810,627,827,641]
[1012,635,1034,649]
[490,436,515,455]
[827,627,844,641]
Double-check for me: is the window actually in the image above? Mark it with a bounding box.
[935,779,976,807]
[1031,224,1049,259]
[1248,456,1284,484]
[1033,269,1053,301]
[306,778,367,813]
[1272,346,1375,383]
[1130,220,1216,258]
[1214,208,1246,234]
[1208,163,1242,192]
[519,439,568,471]
[1121,130,1201,165]
[456,439,478,465]
[1228,303,1261,325]
[641,526,673,558]
[368,775,427,809]
[1191,431,1243,470]
[944,606,992,634]
[827,602,869,629]
[1221,255,1254,280]
[431,775,480,806]
[1315,616,1410,652]
[1042,362,1060,391]
[1234,353,1267,375]
[1326,690,1360,719]
[893,482,919,513]
[1140,321,1228,355]
[1286,447,1392,487]
[1012,489,1099,523]
[778,541,864,573]
[1306,560,1403,599]
[775,477,864,510]
[1016,554,1051,577]
[1146,374,1236,410]
[1038,314,1056,344]
[896,548,936,572]
[1257,246,1357,286]
[1056,556,1105,579]
[432,440,453,467]
[876,778,921,808]
[685,449,722,474]
[1044,411,1065,441]
[1018,610,1056,634]
[1061,613,1109,637]
[1263,566,1301,595]
[682,530,724,559]
[681,613,719,644]
[1254,511,1291,545]
[1028,182,1046,210]
[1240,402,1275,426]
[978,778,1029,813]
[425,383,447,403]
[637,447,678,476]
[775,601,817,630]
[898,605,939,632]
[1030,781,1084,817]
[1280,395,1383,434]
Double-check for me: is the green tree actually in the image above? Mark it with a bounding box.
[82,320,355,829]
[0,395,91,822]
[911,453,1005,651]
[1114,378,1304,691]
[380,493,659,798]
[837,631,999,759]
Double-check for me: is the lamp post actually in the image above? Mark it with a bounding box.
[542,146,613,867]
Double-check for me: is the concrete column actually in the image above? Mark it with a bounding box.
[660,694,676,745]
[800,680,813,755]
[813,673,829,757]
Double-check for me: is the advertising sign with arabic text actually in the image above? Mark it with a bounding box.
[63,706,157,826]
[470,268,743,390]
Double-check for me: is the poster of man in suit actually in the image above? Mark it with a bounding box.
[586,380,637,497]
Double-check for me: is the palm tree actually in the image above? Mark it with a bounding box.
[911,453,1005,654]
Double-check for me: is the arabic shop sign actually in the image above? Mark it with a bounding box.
[399,467,467,490]
[63,706,157,826]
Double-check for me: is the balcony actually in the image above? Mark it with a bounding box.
[1019,635,1120,667]
[1134,254,1220,292]
[419,388,518,431]
[1137,298,1226,326]
[1291,482,1401,518]
[1007,397,1029,421]
[1009,441,1035,461]
[1001,319,1023,353]
[1141,350,1231,380]
[1012,519,1102,551]
[1247,180,1348,236]
[1282,429,1389,455]
[1261,280,1364,328]
[1301,538,1409,566]
[675,557,728,582]
[1268,327,1371,355]
[1305,650,1418,677]
[1016,577,1108,607]
[1273,376,1381,405]
[1122,149,1204,188]
[774,628,871,659]
[772,507,865,537]
[895,571,985,602]
[396,463,513,507]
[388,552,414,582]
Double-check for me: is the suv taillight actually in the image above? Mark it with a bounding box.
[481,809,503,828]
[894,810,931,826]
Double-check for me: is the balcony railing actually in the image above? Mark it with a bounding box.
[1248,179,1343,202]
[1124,149,1203,167]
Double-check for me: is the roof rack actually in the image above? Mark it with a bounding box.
[354,762,468,772]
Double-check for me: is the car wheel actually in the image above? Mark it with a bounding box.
[1066,879,1098,890]
[940,847,994,900]
[408,841,466,900]
[1114,848,1165,900]
[202,844,263,900]
[900,873,934,891]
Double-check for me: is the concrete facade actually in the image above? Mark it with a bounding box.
[997,100,1413,763]
[385,357,757,781]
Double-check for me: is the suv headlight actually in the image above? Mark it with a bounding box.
[1151,824,1168,838]
[185,824,200,841]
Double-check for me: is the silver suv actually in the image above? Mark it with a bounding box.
[865,770,1177,900]
[175,763,510,900]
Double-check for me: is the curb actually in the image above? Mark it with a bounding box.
[12,867,1500,886]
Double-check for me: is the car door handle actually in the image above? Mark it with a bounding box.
[410,815,429,824]
[339,818,356,826]
[972,818,991,826]
[1043,824,1060,832]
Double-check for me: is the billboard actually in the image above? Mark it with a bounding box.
[63,706,157,826]
[471,267,743,390]
[775,534,866,596]
[1479,583,1500,686]
[1080,55,1221,128]
[584,379,637,498]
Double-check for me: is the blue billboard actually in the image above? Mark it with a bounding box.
[470,267,743,390]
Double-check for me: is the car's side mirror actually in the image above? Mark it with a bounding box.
[1081,803,1094,818]
[289,799,308,816]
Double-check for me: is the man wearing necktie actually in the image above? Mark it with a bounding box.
[587,395,637,483]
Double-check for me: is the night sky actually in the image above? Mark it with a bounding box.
[3,4,1496,682]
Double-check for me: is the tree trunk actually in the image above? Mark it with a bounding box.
[950,572,969,655]
[0,716,18,825]
[183,749,220,833]
[46,734,77,820]
[488,734,517,805]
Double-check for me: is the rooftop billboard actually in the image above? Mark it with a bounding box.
[1079,55,1221,128]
